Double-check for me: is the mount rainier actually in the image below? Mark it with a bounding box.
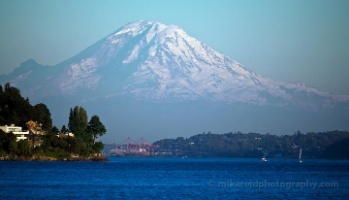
[1,21,348,141]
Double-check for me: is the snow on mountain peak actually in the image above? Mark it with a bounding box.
[26,20,348,108]
[113,21,178,36]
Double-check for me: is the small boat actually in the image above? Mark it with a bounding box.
[299,148,302,163]
[261,156,267,162]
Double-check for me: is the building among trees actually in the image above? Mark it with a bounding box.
[0,124,29,141]
[0,83,107,160]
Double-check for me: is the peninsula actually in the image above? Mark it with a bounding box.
[0,83,107,161]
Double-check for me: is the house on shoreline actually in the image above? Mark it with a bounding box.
[0,124,29,141]
[0,121,46,147]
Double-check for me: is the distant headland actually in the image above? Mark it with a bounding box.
[104,130,349,160]
[0,83,107,161]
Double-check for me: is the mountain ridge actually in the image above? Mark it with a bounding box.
[1,20,349,142]
[2,20,347,109]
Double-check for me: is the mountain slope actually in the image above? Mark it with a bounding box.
[1,21,349,142]
[2,20,348,109]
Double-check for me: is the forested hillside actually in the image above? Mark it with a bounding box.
[0,83,106,160]
[154,131,349,158]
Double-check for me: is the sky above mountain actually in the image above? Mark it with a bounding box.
[0,0,348,95]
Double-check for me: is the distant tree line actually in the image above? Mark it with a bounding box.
[154,130,349,159]
[0,83,106,160]
[320,138,349,159]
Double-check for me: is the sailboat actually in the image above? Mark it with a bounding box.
[261,156,267,162]
[261,151,268,162]
[299,148,302,163]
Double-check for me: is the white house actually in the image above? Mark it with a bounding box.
[0,124,30,141]
[57,132,74,138]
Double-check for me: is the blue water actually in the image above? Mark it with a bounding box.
[0,158,348,199]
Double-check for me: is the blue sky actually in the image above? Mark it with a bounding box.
[1,0,348,94]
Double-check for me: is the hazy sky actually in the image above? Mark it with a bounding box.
[1,0,348,94]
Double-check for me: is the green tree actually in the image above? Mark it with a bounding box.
[88,115,106,144]
[0,130,17,154]
[0,83,33,127]
[17,140,31,157]
[51,126,59,134]
[33,103,52,130]
[92,141,104,154]
[61,125,67,133]
[68,106,88,141]
[8,141,18,155]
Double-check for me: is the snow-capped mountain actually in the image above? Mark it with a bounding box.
[1,20,349,141]
[4,20,346,109]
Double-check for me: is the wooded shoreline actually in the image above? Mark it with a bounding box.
[0,155,108,161]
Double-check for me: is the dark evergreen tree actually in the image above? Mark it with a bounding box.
[51,126,59,134]
[33,103,52,130]
[0,83,35,128]
[61,125,67,133]
[88,115,107,144]
[68,106,88,141]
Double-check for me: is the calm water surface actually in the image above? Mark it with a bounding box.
[0,158,348,199]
